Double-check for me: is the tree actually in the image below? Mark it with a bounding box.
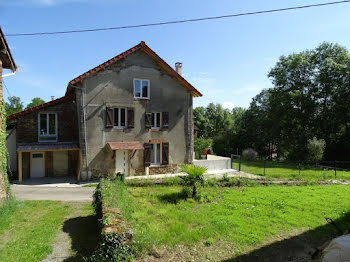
[180,165,207,199]
[5,96,23,116]
[306,137,326,162]
[26,97,45,109]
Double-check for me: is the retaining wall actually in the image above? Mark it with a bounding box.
[193,155,231,170]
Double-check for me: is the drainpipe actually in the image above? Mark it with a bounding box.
[69,84,89,180]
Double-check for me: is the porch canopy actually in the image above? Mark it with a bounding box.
[106,141,143,151]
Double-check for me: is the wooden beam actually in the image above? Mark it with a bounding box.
[18,151,22,183]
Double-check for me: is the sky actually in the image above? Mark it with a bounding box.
[1,0,350,109]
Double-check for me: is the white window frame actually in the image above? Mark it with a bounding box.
[151,112,162,130]
[38,113,58,142]
[133,78,150,99]
[113,107,127,128]
[151,143,162,165]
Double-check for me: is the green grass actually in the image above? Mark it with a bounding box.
[233,160,350,181]
[101,179,350,257]
[0,199,72,262]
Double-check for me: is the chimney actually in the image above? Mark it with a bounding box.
[175,62,182,75]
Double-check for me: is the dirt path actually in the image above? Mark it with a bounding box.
[42,202,99,262]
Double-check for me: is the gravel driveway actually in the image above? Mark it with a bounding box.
[11,185,95,201]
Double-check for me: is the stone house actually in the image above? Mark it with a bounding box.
[1,27,17,198]
[7,41,202,181]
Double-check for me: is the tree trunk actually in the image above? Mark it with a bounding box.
[192,185,197,199]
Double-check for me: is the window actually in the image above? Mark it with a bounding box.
[134,79,150,99]
[150,143,161,165]
[151,112,161,129]
[113,108,127,128]
[38,113,57,142]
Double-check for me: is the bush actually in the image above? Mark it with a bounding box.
[194,138,213,159]
[180,165,207,199]
[306,137,326,162]
[242,148,258,161]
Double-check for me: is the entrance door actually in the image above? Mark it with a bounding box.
[30,152,45,178]
[115,150,129,175]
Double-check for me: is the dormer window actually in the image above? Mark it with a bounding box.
[38,113,57,142]
[134,79,150,99]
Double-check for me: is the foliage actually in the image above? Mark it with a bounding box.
[179,165,207,199]
[0,99,9,198]
[4,96,23,116]
[242,148,258,161]
[103,184,350,259]
[116,172,125,182]
[194,138,213,159]
[307,137,326,162]
[83,233,134,262]
[92,183,103,217]
[26,97,45,109]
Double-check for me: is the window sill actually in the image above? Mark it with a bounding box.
[113,126,126,130]
[150,128,161,132]
[134,98,150,101]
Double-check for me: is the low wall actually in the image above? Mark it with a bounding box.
[193,155,231,170]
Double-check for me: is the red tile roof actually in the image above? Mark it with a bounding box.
[7,93,75,120]
[67,41,202,97]
[107,141,144,150]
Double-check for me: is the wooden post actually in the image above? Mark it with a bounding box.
[238,155,241,172]
[18,151,22,182]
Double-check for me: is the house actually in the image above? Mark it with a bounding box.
[7,41,202,181]
[1,27,17,198]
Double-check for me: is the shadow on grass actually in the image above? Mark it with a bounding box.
[223,211,350,262]
[62,215,100,262]
[158,191,187,204]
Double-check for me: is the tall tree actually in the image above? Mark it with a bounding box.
[5,96,23,116]
[26,97,45,109]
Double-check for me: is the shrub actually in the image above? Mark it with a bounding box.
[194,138,213,159]
[180,165,207,199]
[306,137,326,162]
[115,172,125,182]
[242,148,258,161]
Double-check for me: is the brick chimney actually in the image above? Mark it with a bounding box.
[175,62,182,75]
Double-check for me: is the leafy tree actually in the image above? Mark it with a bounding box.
[180,165,206,199]
[5,96,23,116]
[26,97,45,109]
[194,138,213,159]
[306,137,326,162]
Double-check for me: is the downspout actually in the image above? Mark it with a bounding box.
[69,84,89,180]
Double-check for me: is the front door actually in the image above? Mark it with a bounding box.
[115,150,129,175]
[30,152,45,178]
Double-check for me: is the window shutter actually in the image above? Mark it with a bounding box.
[105,107,113,128]
[162,112,169,129]
[145,113,152,129]
[127,108,134,128]
[162,142,169,165]
[144,143,151,167]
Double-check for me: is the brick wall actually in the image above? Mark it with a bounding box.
[16,98,79,144]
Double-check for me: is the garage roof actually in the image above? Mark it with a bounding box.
[17,142,80,152]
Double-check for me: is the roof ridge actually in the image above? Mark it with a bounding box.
[7,93,75,120]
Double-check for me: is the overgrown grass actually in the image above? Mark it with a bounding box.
[100,179,350,258]
[233,160,350,181]
[0,199,72,262]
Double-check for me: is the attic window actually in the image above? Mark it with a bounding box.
[134,79,150,99]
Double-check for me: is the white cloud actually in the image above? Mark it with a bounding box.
[222,102,235,110]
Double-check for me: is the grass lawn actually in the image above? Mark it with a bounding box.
[101,180,350,260]
[0,199,72,262]
[233,160,350,181]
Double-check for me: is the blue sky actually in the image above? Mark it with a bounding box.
[1,0,350,109]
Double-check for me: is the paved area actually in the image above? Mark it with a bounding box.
[126,168,261,180]
[11,185,95,201]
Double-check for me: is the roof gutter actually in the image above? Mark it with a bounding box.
[2,71,17,78]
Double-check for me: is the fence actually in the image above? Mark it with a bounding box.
[231,154,350,180]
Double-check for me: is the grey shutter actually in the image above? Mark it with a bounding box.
[105,107,113,128]
[144,143,151,167]
[162,142,169,165]
[127,108,134,128]
[145,113,152,129]
[162,112,169,129]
